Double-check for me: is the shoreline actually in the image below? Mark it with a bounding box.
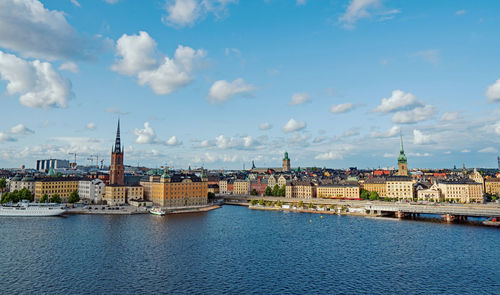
[65,204,221,215]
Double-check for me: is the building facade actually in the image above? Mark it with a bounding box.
[360,178,386,197]
[109,120,124,186]
[78,179,105,204]
[36,159,70,172]
[436,180,483,203]
[150,171,208,207]
[485,178,500,196]
[385,176,414,200]
[282,152,291,172]
[34,178,80,202]
[233,180,250,195]
[9,174,36,194]
[285,181,316,199]
[317,184,360,199]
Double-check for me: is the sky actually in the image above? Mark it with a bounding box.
[1,0,500,170]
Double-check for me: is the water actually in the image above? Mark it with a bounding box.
[0,206,499,294]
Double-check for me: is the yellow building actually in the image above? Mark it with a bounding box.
[417,183,442,202]
[140,175,160,201]
[386,176,414,200]
[218,180,228,194]
[360,178,386,197]
[103,185,143,206]
[34,177,80,202]
[285,181,316,199]
[149,172,208,207]
[233,180,250,195]
[469,169,484,194]
[485,178,500,196]
[436,180,483,203]
[317,184,360,199]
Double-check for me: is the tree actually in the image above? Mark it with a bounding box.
[207,192,215,199]
[258,199,265,206]
[68,190,80,203]
[19,188,33,202]
[298,201,304,208]
[308,203,314,209]
[250,189,258,196]
[250,199,258,206]
[360,189,369,200]
[39,194,49,203]
[272,185,280,196]
[0,178,6,191]
[369,191,380,201]
[279,185,286,197]
[265,186,272,196]
[50,194,62,203]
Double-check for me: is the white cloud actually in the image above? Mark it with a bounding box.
[479,147,498,153]
[374,90,420,113]
[413,129,434,145]
[282,118,306,133]
[440,112,459,121]
[486,78,500,102]
[370,125,400,138]
[493,121,500,135]
[70,0,81,7]
[207,78,255,103]
[10,124,34,135]
[0,50,72,108]
[408,152,431,157]
[0,0,87,61]
[112,31,206,95]
[134,122,158,144]
[338,0,399,29]
[315,151,343,160]
[163,0,237,27]
[166,136,182,146]
[455,9,466,15]
[412,49,439,64]
[0,132,17,142]
[330,103,355,114]
[392,105,435,124]
[289,92,310,105]
[258,122,272,130]
[86,123,96,131]
[59,62,79,73]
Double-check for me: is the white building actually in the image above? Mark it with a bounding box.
[78,179,105,204]
[9,174,36,194]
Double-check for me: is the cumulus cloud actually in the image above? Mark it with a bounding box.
[330,103,355,114]
[86,122,96,131]
[200,134,260,150]
[166,136,182,146]
[59,62,79,73]
[440,112,459,121]
[370,125,400,138]
[486,78,500,102]
[10,124,34,135]
[315,151,343,160]
[282,118,306,133]
[413,129,435,145]
[207,78,255,103]
[111,31,206,95]
[0,132,17,142]
[289,92,310,105]
[392,105,435,124]
[479,147,498,153]
[134,122,159,144]
[0,0,89,61]
[258,122,272,130]
[374,90,420,113]
[163,0,237,27]
[0,50,72,108]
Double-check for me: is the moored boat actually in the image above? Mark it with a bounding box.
[482,217,500,227]
[149,207,166,216]
[0,200,66,217]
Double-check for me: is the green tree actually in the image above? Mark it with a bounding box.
[0,178,6,191]
[207,192,215,199]
[250,189,258,196]
[68,190,80,203]
[360,189,369,200]
[308,203,314,209]
[272,185,280,196]
[265,186,272,196]
[258,199,265,206]
[39,194,49,203]
[298,201,304,208]
[50,194,62,203]
[250,199,258,206]
[369,191,380,201]
[279,185,286,197]
[19,188,33,202]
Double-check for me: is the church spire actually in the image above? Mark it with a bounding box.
[399,132,404,154]
[113,119,121,153]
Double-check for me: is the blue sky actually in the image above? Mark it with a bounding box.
[1,0,500,170]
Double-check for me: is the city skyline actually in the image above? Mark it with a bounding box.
[1,0,500,169]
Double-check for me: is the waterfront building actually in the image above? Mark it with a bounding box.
[78,179,105,204]
[436,179,483,203]
[140,174,160,201]
[317,183,360,199]
[397,135,408,176]
[36,159,70,172]
[485,178,500,196]
[109,120,124,186]
[219,179,228,194]
[34,177,80,202]
[417,183,442,202]
[286,181,316,199]
[233,179,250,195]
[385,176,414,200]
[267,175,277,188]
[249,178,267,195]
[277,175,288,187]
[468,168,485,194]
[208,184,219,194]
[282,152,291,172]
[360,178,386,197]
[9,174,36,194]
[150,169,207,207]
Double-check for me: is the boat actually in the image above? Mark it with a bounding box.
[149,207,166,216]
[482,217,500,227]
[0,200,66,217]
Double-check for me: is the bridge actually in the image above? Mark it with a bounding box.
[365,203,500,220]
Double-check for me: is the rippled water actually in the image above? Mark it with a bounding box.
[0,206,499,294]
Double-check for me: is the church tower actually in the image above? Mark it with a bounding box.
[282,151,291,172]
[110,120,124,185]
[397,134,408,176]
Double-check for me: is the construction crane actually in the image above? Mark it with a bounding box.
[87,155,99,168]
[68,152,77,169]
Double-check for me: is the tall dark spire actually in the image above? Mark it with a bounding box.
[114,119,121,153]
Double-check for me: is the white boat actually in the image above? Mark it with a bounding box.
[0,200,66,217]
[149,207,166,216]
